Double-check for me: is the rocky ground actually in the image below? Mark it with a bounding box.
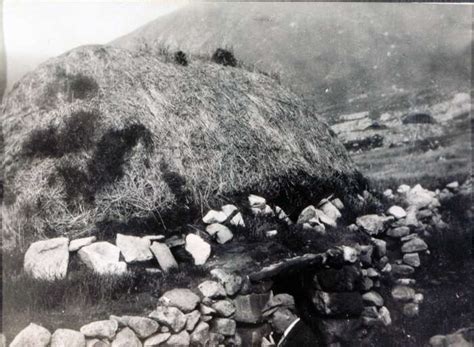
[2,177,472,346]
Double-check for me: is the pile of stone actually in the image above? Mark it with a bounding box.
[10,265,302,347]
[296,196,344,233]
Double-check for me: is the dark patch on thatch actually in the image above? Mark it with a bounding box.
[22,110,98,158]
[68,74,99,100]
[174,51,188,66]
[212,48,238,67]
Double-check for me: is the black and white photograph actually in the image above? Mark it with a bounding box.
[0,1,472,346]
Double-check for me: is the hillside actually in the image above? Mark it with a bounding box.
[113,2,471,115]
[1,45,360,248]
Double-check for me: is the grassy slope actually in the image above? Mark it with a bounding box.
[113,2,471,114]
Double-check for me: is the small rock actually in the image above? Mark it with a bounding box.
[185,310,201,332]
[379,306,392,326]
[391,286,416,302]
[159,288,200,313]
[116,234,153,263]
[149,306,186,333]
[51,329,85,347]
[185,234,211,265]
[347,224,358,232]
[118,316,158,339]
[392,264,415,276]
[401,233,419,242]
[210,269,243,296]
[10,323,51,347]
[401,238,428,253]
[211,318,236,336]
[142,235,165,242]
[164,235,185,248]
[429,335,446,347]
[387,206,407,219]
[143,333,171,346]
[200,304,216,315]
[203,210,227,224]
[78,242,127,275]
[362,291,384,307]
[332,198,345,210]
[406,184,435,209]
[69,236,97,252]
[80,320,118,340]
[149,242,178,273]
[341,246,358,263]
[360,277,374,291]
[265,230,278,237]
[403,253,421,267]
[111,327,141,347]
[206,223,234,244]
[320,201,342,221]
[383,189,394,198]
[371,238,387,258]
[396,278,416,286]
[387,226,410,238]
[212,300,236,317]
[397,184,411,194]
[248,194,266,208]
[297,205,318,224]
[446,181,459,190]
[404,206,419,227]
[403,303,419,317]
[198,280,226,299]
[414,293,424,304]
[161,330,190,346]
[24,237,69,280]
[230,212,245,227]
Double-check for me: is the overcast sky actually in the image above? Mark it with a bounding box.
[3,0,188,89]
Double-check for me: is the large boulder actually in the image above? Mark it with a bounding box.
[10,323,51,347]
[24,237,69,280]
[2,44,357,243]
[78,242,127,275]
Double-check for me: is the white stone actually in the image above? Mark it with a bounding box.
[10,323,51,347]
[51,329,85,347]
[203,210,228,224]
[320,201,342,221]
[78,242,127,275]
[198,280,226,298]
[266,230,278,237]
[397,184,411,194]
[356,215,391,235]
[24,237,69,280]
[80,320,118,340]
[111,327,141,347]
[185,234,211,265]
[69,236,97,252]
[144,333,171,346]
[248,194,266,208]
[221,204,238,218]
[406,184,435,209]
[150,242,178,273]
[206,224,233,244]
[162,330,190,346]
[142,235,165,242]
[387,206,407,219]
[210,269,243,296]
[342,246,358,263]
[116,234,153,263]
[446,181,459,190]
[383,189,394,198]
[230,212,245,227]
[331,198,345,210]
[149,306,187,333]
[159,288,201,313]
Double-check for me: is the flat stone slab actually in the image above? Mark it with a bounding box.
[69,236,97,252]
[78,242,127,275]
[24,237,69,280]
[116,234,153,263]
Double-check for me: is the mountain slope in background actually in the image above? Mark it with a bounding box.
[114,2,471,115]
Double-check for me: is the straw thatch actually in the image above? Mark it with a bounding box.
[2,45,359,247]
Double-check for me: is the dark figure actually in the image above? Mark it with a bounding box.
[211,48,237,67]
[174,51,188,66]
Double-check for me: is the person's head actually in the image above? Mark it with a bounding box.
[269,308,298,334]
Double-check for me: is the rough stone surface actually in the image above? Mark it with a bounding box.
[111,327,141,347]
[185,310,201,332]
[78,242,127,275]
[212,300,236,317]
[162,331,190,346]
[159,288,200,313]
[149,242,178,273]
[24,237,69,280]
[406,184,435,209]
[362,291,384,307]
[69,236,97,252]
[51,329,86,347]
[387,206,407,219]
[342,246,358,263]
[392,264,415,276]
[248,194,266,208]
[203,210,227,224]
[116,234,152,263]
[320,201,342,221]
[190,322,210,346]
[391,286,416,302]
[198,280,226,299]
[233,292,271,323]
[214,225,234,244]
[356,215,391,235]
[149,306,186,332]
[86,339,110,347]
[403,253,421,267]
[117,316,159,339]
[371,238,387,257]
[221,204,238,218]
[401,238,428,253]
[379,306,392,326]
[403,303,419,317]
[211,319,236,336]
[80,320,118,340]
[10,323,51,347]
[387,226,410,238]
[210,269,243,296]
[143,333,171,346]
[297,205,318,224]
[229,212,245,227]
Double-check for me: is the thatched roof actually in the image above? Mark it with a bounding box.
[2,45,359,246]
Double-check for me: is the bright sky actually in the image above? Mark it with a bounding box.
[3,0,188,89]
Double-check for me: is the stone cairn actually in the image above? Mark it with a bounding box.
[10,179,470,346]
